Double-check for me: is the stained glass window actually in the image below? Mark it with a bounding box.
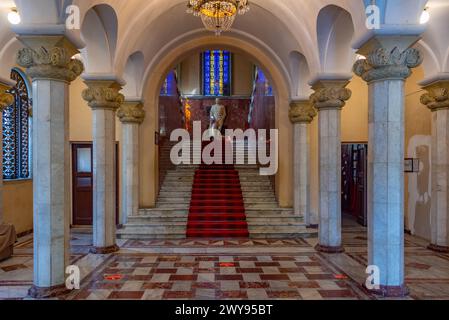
[257,68,273,96]
[203,50,231,96]
[160,70,176,96]
[2,69,31,180]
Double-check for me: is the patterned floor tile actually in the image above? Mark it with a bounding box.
[2,219,449,300]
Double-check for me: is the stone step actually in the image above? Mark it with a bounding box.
[165,173,268,180]
[139,208,189,216]
[136,209,295,218]
[162,177,195,182]
[160,186,273,192]
[117,228,186,239]
[117,224,316,240]
[175,165,259,169]
[128,215,303,224]
[248,227,317,239]
[156,203,190,209]
[162,182,271,188]
[243,204,285,209]
[157,196,276,202]
[243,199,278,204]
[158,191,274,198]
[245,208,294,215]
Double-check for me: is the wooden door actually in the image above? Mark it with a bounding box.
[341,144,368,226]
[72,143,119,226]
[72,144,93,225]
[354,145,367,226]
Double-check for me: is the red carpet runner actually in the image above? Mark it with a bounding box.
[187,162,250,238]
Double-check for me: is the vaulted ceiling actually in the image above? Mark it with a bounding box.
[0,0,447,99]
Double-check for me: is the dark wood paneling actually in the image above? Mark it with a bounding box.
[72,142,119,226]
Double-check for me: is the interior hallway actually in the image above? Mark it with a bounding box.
[1,219,448,300]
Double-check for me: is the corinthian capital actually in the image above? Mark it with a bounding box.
[289,100,317,124]
[117,102,146,124]
[0,85,14,111]
[353,47,423,83]
[421,81,449,111]
[17,45,84,82]
[82,81,124,110]
[310,84,352,110]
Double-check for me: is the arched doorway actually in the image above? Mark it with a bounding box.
[138,36,294,211]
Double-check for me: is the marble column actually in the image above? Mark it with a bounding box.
[354,43,423,296]
[421,81,449,253]
[82,80,123,254]
[117,102,145,225]
[310,81,351,253]
[289,100,317,227]
[15,36,84,298]
[0,85,14,225]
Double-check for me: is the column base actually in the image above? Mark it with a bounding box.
[427,243,449,253]
[28,284,70,299]
[315,244,345,253]
[89,244,120,254]
[362,283,409,297]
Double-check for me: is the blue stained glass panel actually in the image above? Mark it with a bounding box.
[160,71,176,96]
[202,50,231,96]
[257,68,273,96]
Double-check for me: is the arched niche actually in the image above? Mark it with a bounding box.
[289,51,312,99]
[317,4,355,74]
[80,4,118,74]
[122,51,145,99]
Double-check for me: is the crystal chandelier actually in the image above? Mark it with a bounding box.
[187,0,250,36]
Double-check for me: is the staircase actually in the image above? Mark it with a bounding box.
[117,140,317,239]
[187,163,249,238]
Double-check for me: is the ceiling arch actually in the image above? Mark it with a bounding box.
[140,35,291,111]
[1,0,448,87]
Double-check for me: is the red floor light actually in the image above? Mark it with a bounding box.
[334,274,348,279]
[104,275,123,281]
[219,262,236,267]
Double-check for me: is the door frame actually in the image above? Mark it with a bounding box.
[341,142,368,227]
[70,141,120,227]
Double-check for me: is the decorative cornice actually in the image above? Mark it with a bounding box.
[421,81,449,111]
[82,82,124,111]
[310,87,352,110]
[289,100,316,124]
[16,46,84,82]
[353,47,423,83]
[117,102,146,124]
[0,85,14,112]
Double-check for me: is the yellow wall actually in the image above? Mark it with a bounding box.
[68,77,123,222]
[179,54,201,95]
[232,54,254,96]
[3,180,33,234]
[69,77,122,142]
[309,76,369,218]
[342,77,369,143]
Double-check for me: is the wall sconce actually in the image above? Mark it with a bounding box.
[8,8,21,25]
